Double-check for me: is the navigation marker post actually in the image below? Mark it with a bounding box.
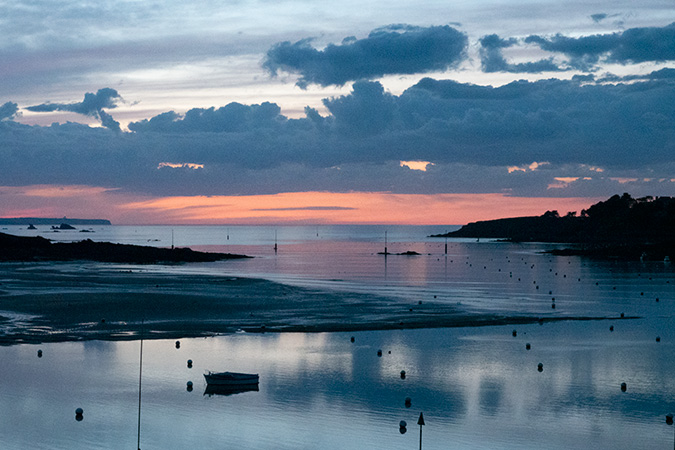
[418,412,425,450]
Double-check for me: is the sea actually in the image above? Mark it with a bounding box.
[1,224,674,449]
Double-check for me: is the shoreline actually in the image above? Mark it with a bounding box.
[0,262,627,346]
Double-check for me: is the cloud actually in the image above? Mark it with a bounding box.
[263,25,468,87]
[26,88,123,130]
[525,22,675,70]
[251,206,356,211]
[479,34,564,73]
[0,102,18,121]
[1,75,674,200]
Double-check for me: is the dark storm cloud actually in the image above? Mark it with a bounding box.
[26,88,122,130]
[525,22,675,70]
[2,75,674,198]
[0,102,18,121]
[479,34,564,73]
[263,25,468,87]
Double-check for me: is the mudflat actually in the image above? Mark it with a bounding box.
[0,262,602,345]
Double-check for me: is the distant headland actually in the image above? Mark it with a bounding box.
[0,232,248,263]
[0,217,111,226]
[432,194,675,260]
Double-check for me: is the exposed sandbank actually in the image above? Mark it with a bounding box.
[0,262,625,345]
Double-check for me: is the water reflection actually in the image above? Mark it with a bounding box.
[204,384,260,397]
[1,318,674,449]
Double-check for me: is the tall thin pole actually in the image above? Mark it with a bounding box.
[137,320,144,450]
[417,412,425,450]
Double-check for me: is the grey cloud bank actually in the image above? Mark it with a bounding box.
[263,25,468,88]
[478,22,675,73]
[2,74,674,199]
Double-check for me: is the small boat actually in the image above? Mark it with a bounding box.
[204,371,259,386]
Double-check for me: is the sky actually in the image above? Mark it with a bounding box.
[1,0,674,225]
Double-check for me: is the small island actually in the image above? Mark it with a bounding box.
[432,194,675,260]
[0,232,248,263]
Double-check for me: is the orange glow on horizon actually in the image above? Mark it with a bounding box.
[120,191,601,225]
[0,185,603,226]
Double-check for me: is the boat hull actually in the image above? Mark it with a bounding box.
[204,371,259,386]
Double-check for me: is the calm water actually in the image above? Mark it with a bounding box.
[1,225,675,449]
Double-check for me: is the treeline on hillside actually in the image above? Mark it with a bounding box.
[433,194,675,259]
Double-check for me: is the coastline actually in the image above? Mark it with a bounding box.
[0,262,624,345]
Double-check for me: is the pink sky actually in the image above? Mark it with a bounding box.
[0,185,601,225]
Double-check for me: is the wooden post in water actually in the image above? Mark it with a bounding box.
[274,230,278,253]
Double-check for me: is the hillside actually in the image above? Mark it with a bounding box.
[432,194,675,260]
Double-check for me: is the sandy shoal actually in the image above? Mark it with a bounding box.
[0,262,615,345]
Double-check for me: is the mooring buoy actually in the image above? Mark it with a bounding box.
[187,359,193,368]
[75,407,83,421]
[621,382,627,392]
[400,370,406,379]
[175,340,180,349]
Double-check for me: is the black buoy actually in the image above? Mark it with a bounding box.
[620,312,625,318]
[175,340,180,349]
[537,363,544,372]
[405,397,412,407]
[187,381,193,392]
[667,414,673,425]
[399,420,407,434]
[526,343,531,350]
[37,349,42,358]
[377,349,382,357]
[621,382,627,392]
[551,303,556,309]
[350,336,355,343]
[75,407,84,421]
[187,359,193,368]
[400,370,406,379]
[656,336,661,342]
[609,325,614,332]
[512,330,517,337]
